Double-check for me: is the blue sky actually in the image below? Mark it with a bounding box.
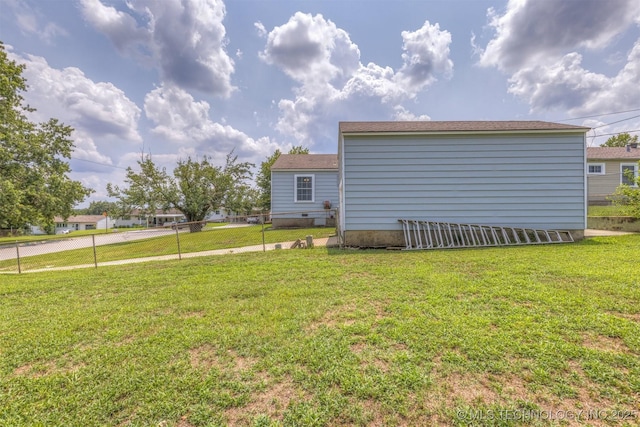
[1,0,640,204]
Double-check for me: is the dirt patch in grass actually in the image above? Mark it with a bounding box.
[189,345,256,373]
[176,417,195,427]
[426,354,630,427]
[360,398,387,426]
[581,333,630,353]
[305,303,358,332]
[361,354,390,373]
[305,301,390,333]
[443,372,501,406]
[179,310,206,319]
[115,335,136,347]
[13,364,33,376]
[350,342,367,354]
[189,345,218,370]
[224,374,304,426]
[563,361,615,411]
[13,359,85,378]
[609,311,640,323]
[155,417,195,427]
[429,354,504,406]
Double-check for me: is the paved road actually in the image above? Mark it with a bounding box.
[0,225,250,261]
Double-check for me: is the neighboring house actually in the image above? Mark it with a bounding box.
[271,154,339,228]
[115,209,186,227]
[29,225,48,235]
[586,145,640,205]
[30,215,115,234]
[338,121,590,247]
[205,208,234,222]
[115,207,235,227]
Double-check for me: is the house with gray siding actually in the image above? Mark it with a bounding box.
[587,146,639,204]
[338,121,590,247]
[271,154,339,228]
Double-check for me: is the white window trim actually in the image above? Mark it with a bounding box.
[294,174,315,202]
[620,163,638,186]
[587,163,605,175]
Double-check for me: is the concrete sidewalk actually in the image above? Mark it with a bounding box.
[584,229,635,237]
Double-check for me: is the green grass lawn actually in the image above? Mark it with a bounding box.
[0,226,335,272]
[1,236,639,426]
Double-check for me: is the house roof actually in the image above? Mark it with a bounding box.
[271,154,339,170]
[587,146,640,160]
[339,120,590,134]
[54,215,105,223]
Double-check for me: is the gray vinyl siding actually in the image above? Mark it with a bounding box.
[271,170,339,220]
[341,133,586,231]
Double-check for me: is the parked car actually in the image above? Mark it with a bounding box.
[246,216,260,224]
[170,220,190,230]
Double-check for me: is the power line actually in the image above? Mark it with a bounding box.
[588,129,640,138]
[557,107,640,122]
[70,156,129,170]
[591,114,640,130]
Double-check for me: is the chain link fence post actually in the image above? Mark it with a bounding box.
[92,235,98,269]
[261,215,266,252]
[175,226,182,260]
[15,242,21,274]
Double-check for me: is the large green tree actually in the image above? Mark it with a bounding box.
[601,132,639,147]
[0,42,92,233]
[74,201,121,216]
[256,146,309,210]
[107,152,253,231]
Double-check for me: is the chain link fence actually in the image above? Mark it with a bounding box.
[0,210,337,274]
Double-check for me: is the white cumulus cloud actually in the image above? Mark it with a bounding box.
[144,84,284,165]
[479,0,640,71]
[260,14,453,146]
[8,49,142,143]
[509,41,640,115]
[396,21,453,91]
[79,0,235,97]
[477,0,640,117]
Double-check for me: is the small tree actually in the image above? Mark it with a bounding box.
[609,160,640,218]
[108,152,253,231]
[256,146,309,210]
[601,132,639,147]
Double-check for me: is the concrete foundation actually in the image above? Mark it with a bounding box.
[342,230,406,248]
[569,229,584,241]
